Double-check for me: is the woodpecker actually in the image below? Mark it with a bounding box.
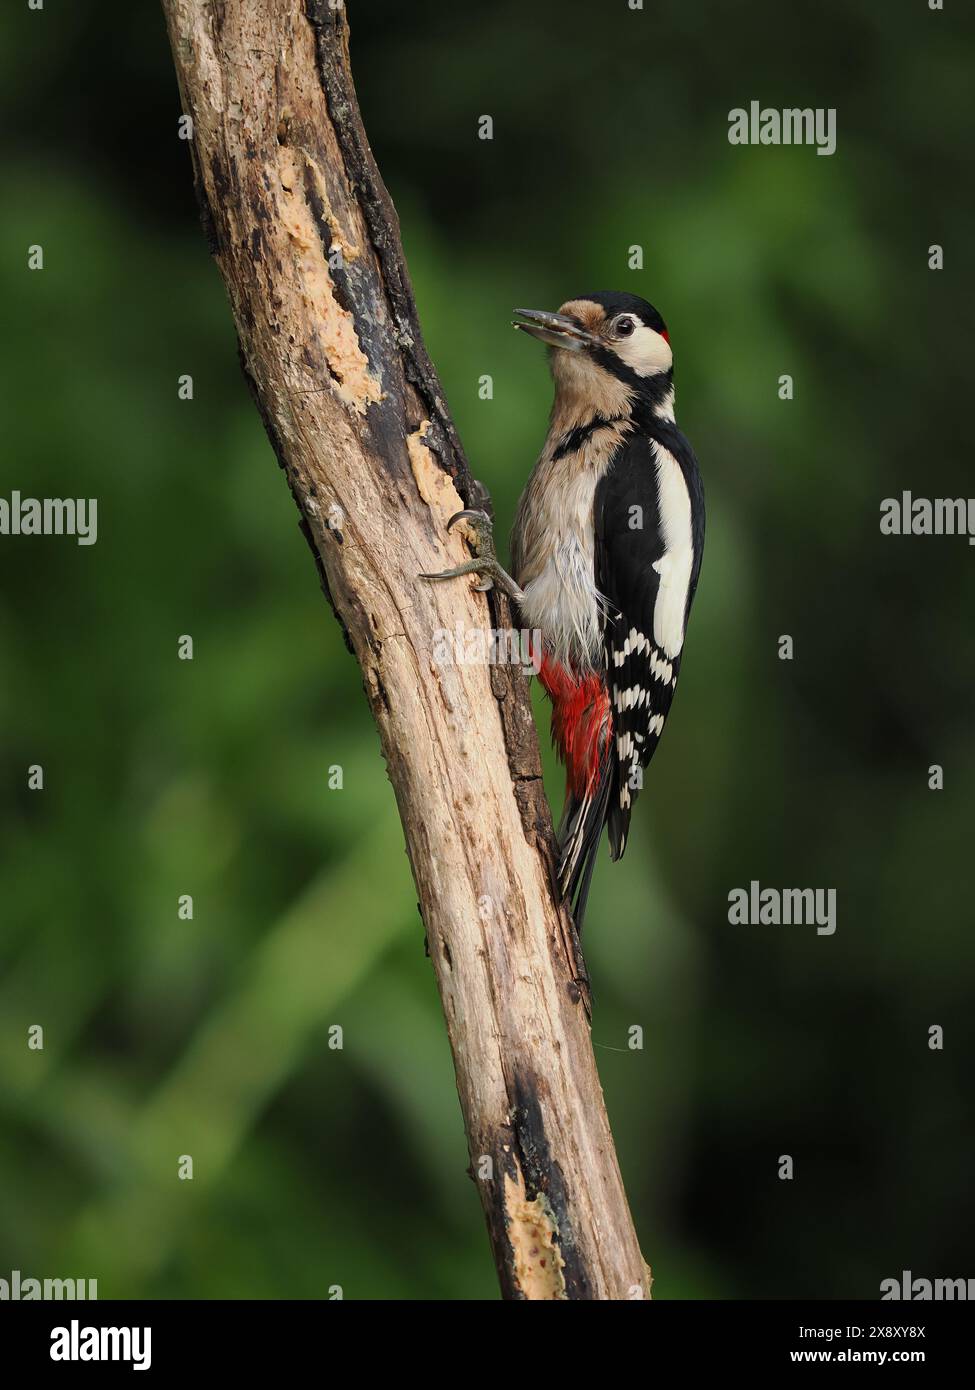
[423,292,705,930]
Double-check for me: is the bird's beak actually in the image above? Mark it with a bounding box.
[512,308,595,352]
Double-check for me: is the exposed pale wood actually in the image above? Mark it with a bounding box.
[160,0,650,1300]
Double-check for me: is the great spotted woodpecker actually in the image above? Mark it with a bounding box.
[423,292,705,930]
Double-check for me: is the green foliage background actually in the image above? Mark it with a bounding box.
[1,1,973,1299]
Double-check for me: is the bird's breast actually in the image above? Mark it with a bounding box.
[512,422,629,670]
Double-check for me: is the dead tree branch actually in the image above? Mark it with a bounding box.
[160,0,650,1300]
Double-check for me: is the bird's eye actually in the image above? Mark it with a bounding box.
[615,316,635,337]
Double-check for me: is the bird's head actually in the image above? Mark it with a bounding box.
[514,291,673,418]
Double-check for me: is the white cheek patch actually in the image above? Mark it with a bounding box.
[615,324,672,377]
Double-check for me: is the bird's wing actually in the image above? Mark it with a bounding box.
[594,430,699,859]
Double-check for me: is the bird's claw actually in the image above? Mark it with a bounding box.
[420,508,523,603]
[446,507,493,539]
[421,510,497,587]
[419,557,496,590]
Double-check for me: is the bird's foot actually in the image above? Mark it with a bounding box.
[420,509,524,603]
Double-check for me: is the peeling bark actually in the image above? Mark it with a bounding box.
[160,0,650,1300]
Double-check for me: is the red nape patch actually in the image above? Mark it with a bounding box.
[536,653,612,801]
[659,329,670,343]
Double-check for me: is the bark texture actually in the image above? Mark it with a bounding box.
[160,0,650,1300]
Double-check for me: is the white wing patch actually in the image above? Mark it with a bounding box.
[650,442,695,660]
[610,627,674,685]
